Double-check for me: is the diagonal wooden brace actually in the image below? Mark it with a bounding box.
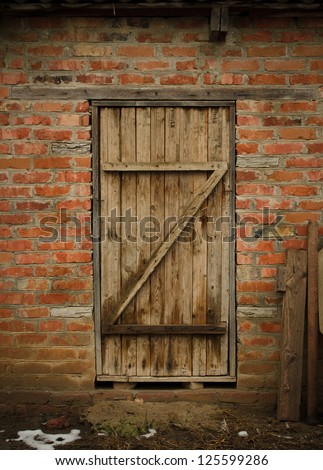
[102,163,228,326]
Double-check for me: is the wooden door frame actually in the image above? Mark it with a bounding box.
[92,95,236,383]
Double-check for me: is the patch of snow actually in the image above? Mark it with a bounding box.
[238,431,249,437]
[0,430,5,433]
[139,429,157,439]
[6,429,80,450]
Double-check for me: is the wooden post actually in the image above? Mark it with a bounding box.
[307,220,319,425]
[277,249,307,421]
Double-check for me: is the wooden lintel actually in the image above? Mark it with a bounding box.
[10,86,316,102]
[102,162,227,172]
[102,323,227,335]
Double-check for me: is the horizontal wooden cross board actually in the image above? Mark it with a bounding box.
[102,324,227,335]
[102,162,227,172]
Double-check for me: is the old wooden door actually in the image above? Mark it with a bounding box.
[96,103,235,384]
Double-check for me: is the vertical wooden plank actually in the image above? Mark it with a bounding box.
[206,107,223,375]
[155,107,180,377]
[277,249,307,421]
[120,107,137,377]
[192,108,208,377]
[150,108,166,376]
[92,105,103,376]
[218,107,231,375]
[101,107,122,376]
[319,248,323,335]
[136,107,151,378]
[176,107,193,376]
[307,220,319,424]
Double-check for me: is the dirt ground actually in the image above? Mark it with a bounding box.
[1,401,323,450]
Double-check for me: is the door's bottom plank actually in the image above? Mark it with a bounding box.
[96,375,236,383]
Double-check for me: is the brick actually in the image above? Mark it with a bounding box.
[73,45,113,57]
[0,128,30,140]
[267,170,304,182]
[277,31,314,43]
[239,363,277,375]
[53,252,92,263]
[0,292,35,308]
[280,127,316,140]
[0,214,32,225]
[0,316,35,332]
[236,170,259,182]
[35,185,70,197]
[33,129,73,141]
[240,335,276,347]
[0,309,13,320]
[254,17,293,28]
[56,171,91,183]
[39,293,77,305]
[237,101,274,113]
[39,320,65,332]
[308,170,323,181]
[90,60,128,71]
[33,102,73,112]
[118,74,155,85]
[0,72,27,84]
[241,31,273,42]
[283,212,321,223]
[286,157,323,167]
[222,59,260,71]
[13,172,51,184]
[0,87,9,98]
[236,184,275,196]
[17,307,49,319]
[160,74,198,85]
[0,158,31,170]
[162,46,196,57]
[265,59,305,71]
[51,333,92,347]
[15,333,49,346]
[220,73,244,85]
[0,254,13,265]
[13,143,48,155]
[76,74,113,85]
[35,156,72,169]
[136,32,172,43]
[53,279,91,291]
[280,102,317,112]
[292,45,323,57]
[176,60,197,71]
[299,200,323,210]
[38,241,75,251]
[280,185,318,196]
[66,321,93,332]
[236,143,259,155]
[248,74,287,85]
[0,335,14,347]
[117,45,155,57]
[26,46,65,56]
[257,253,286,265]
[247,45,286,57]
[238,129,274,140]
[264,142,304,155]
[237,281,275,292]
[48,60,85,71]
[16,253,50,265]
[16,201,50,211]
[13,115,52,126]
[0,113,9,125]
[0,240,33,252]
[290,74,323,85]
[262,116,301,126]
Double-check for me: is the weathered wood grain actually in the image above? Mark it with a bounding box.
[277,249,307,421]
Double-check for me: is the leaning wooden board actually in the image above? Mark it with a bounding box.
[319,248,323,335]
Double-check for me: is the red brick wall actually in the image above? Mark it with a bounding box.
[0,13,322,410]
